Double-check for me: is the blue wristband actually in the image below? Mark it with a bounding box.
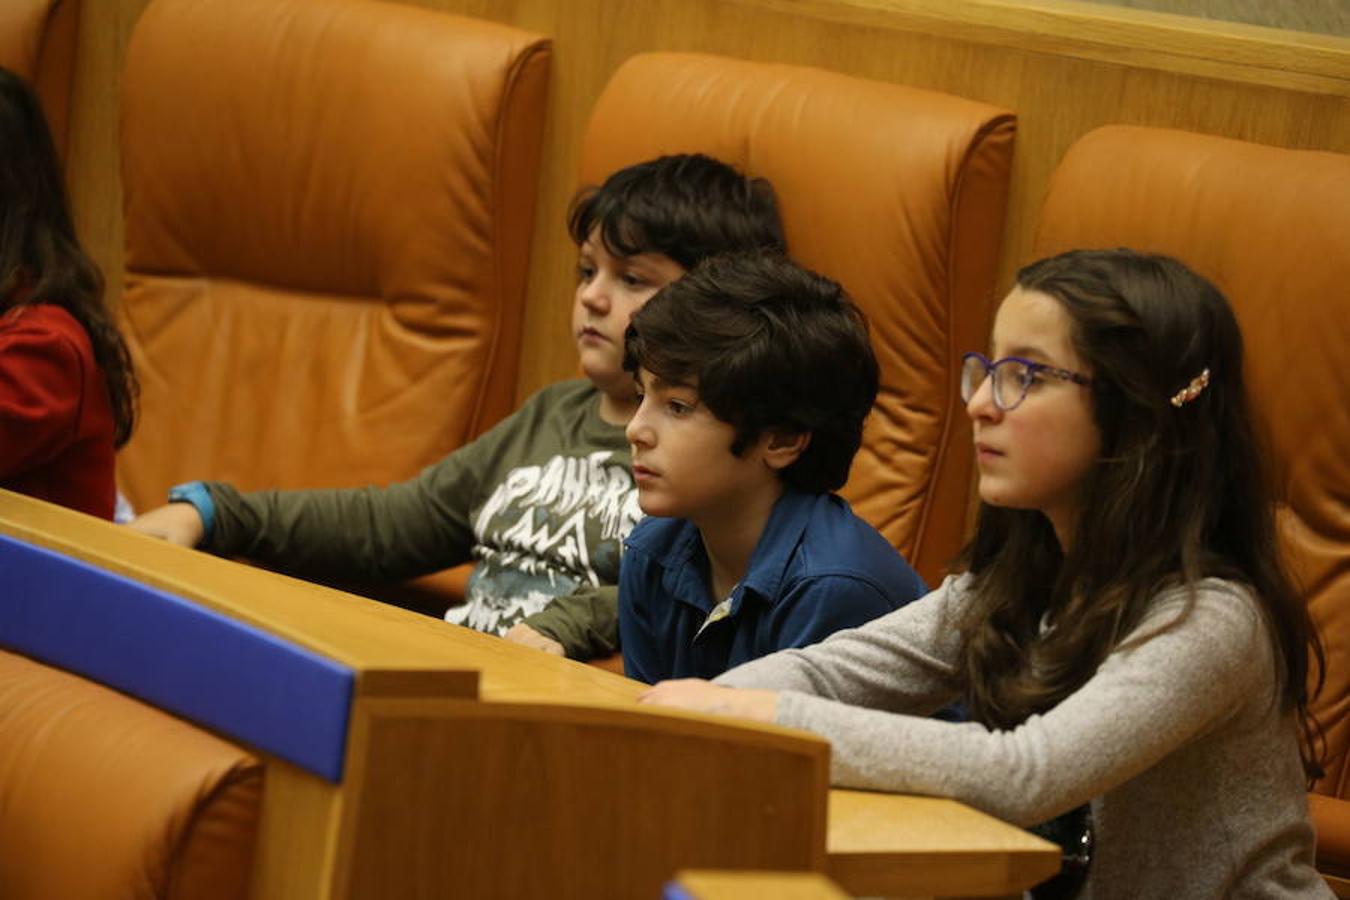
[166,481,216,542]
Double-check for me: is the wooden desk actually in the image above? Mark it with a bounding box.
[0,490,1057,898]
[670,869,851,899]
[828,790,1058,897]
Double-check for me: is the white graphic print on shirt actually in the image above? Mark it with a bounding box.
[444,450,641,635]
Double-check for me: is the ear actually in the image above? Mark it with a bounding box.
[759,430,810,471]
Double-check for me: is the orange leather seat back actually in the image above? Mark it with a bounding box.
[0,0,78,157]
[580,53,1016,584]
[116,0,550,510]
[0,650,262,900]
[1034,124,1350,871]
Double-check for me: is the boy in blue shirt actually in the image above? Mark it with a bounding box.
[619,252,926,683]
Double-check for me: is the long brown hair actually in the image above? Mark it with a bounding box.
[957,249,1324,780]
[0,67,137,446]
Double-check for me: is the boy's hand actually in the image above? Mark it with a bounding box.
[503,623,565,656]
[638,679,778,723]
[126,503,206,548]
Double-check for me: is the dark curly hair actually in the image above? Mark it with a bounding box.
[567,153,786,268]
[624,252,878,493]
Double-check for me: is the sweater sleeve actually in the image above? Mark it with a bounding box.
[716,575,971,715]
[730,581,1272,827]
[203,409,522,581]
[0,315,84,478]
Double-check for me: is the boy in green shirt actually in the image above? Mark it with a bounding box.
[128,154,785,636]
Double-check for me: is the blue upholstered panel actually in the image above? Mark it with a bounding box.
[0,535,353,782]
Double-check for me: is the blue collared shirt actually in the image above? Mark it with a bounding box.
[619,489,926,683]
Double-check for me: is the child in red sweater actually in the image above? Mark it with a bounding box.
[0,67,137,518]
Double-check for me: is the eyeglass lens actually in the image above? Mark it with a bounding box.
[961,355,1032,410]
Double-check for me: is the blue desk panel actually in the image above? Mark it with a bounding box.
[0,534,353,782]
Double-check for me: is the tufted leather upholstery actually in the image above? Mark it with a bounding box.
[580,52,1015,585]
[1034,125,1350,880]
[0,0,78,158]
[0,649,262,900]
[115,0,550,512]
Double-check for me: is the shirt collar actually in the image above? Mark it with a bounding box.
[628,488,817,613]
[735,488,813,607]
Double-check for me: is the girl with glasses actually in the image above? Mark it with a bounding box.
[639,248,1328,899]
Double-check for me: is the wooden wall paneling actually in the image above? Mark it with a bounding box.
[1090,0,1350,35]
[66,0,151,322]
[31,0,80,159]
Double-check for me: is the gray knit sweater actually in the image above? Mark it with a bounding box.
[716,576,1330,898]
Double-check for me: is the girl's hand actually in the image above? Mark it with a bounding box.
[638,678,778,723]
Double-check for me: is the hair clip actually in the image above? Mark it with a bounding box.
[1170,368,1210,408]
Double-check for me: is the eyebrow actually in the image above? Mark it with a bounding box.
[995,344,1058,364]
[619,252,675,271]
[579,240,668,271]
[578,236,609,258]
[635,371,697,392]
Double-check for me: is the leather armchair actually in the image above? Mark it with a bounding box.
[1034,124,1350,889]
[579,52,1016,585]
[115,0,551,513]
[0,649,261,900]
[0,0,78,157]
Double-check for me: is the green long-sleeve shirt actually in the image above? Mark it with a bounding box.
[203,379,641,637]
[521,583,620,659]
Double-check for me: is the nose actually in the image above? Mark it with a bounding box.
[625,395,655,448]
[965,369,1001,423]
[578,272,611,316]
